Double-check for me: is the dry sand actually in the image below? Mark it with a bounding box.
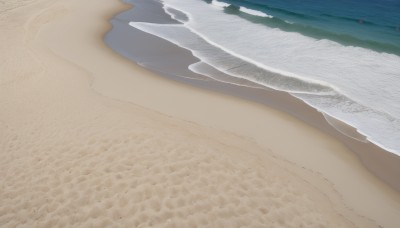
[1,0,400,227]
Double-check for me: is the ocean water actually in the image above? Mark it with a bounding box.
[221,0,400,55]
[128,0,400,154]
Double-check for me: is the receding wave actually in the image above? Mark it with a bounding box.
[189,62,267,89]
[129,22,334,95]
[147,0,400,154]
[129,20,400,153]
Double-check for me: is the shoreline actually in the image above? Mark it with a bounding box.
[1,0,400,227]
[105,0,400,191]
[133,0,400,156]
[99,0,400,226]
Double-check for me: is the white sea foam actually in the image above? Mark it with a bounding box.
[239,6,273,18]
[211,0,230,8]
[144,0,400,154]
[189,62,267,89]
[129,22,333,94]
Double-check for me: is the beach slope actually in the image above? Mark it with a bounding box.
[0,0,399,227]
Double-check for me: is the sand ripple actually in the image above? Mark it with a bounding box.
[0,0,376,227]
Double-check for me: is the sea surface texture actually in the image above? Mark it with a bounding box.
[128,0,400,154]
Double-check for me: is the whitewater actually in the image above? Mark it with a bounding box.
[129,0,400,154]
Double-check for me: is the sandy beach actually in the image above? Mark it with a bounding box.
[1,0,400,227]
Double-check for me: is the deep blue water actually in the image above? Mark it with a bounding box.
[211,0,400,55]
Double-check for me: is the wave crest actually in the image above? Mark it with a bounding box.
[239,6,273,18]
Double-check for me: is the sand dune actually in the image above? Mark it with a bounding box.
[0,0,399,227]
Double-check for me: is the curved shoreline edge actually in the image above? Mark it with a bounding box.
[2,0,399,226]
[105,0,400,192]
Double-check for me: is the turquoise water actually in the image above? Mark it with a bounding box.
[128,0,400,154]
[215,0,400,55]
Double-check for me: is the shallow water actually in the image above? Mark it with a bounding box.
[125,0,400,154]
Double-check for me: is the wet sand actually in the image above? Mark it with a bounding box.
[1,0,400,227]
